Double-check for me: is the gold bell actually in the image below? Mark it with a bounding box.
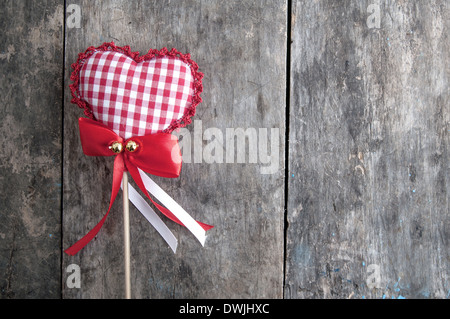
[125,140,138,152]
[109,141,123,154]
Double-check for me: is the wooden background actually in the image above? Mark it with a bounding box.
[0,0,448,299]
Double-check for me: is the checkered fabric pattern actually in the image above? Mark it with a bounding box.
[79,50,194,139]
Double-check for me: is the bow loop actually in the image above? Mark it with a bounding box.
[78,118,124,157]
[125,133,182,178]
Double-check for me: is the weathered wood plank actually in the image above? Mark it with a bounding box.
[0,0,64,298]
[285,0,449,299]
[63,0,286,298]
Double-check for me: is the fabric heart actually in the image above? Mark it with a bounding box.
[70,42,203,139]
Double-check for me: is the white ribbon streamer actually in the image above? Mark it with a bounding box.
[121,183,178,253]
[138,168,207,246]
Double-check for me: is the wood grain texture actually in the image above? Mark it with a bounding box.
[2,0,447,300]
[0,0,64,298]
[285,0,449,299]
[62,0,286,298]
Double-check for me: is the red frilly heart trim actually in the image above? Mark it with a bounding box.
[69,42,204,133]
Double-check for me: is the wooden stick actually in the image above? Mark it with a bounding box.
[122,171,131,299]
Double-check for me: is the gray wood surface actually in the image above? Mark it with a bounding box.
[0,0,63,298]
[1,0,448,300]
[285,0,449,299]
[62,0,286,298]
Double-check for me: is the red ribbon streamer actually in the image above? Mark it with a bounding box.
[65,118,213,256]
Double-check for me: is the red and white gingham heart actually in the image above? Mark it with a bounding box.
[70,43,203,139]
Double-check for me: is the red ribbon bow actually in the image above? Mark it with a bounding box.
[65,118,213,256]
